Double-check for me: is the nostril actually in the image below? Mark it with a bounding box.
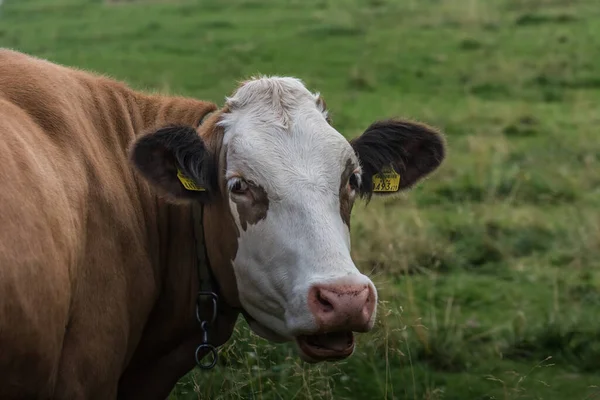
[316,289,334,312]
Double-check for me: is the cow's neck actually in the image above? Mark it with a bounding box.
[117,91,242,397]
[153,197,241,342]
[117,198,240,398]
[201,200,242,308]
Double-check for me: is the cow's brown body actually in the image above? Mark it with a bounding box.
[0,49,238,399]
[0,49,446,400]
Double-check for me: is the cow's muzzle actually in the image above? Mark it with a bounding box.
[295,279,376,362]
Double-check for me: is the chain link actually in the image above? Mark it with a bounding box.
[195,292,219,369]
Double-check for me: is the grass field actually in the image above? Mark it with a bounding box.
[2,0,600,398]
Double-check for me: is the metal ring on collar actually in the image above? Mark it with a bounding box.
[195,343,218,370]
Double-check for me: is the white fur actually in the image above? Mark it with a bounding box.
[219,76,377,340]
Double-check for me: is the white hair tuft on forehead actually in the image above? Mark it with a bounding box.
[219,76,322,130]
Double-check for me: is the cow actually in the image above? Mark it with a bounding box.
[0,48,446,399]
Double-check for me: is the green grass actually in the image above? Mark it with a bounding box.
[2,0,600,398]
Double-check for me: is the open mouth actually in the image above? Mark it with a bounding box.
[296,331,355,362]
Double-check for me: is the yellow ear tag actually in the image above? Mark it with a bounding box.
[177,169,206,192]
[372,166,401,192]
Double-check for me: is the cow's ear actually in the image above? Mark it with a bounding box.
[351,119,446,198]
[129,125,217,202]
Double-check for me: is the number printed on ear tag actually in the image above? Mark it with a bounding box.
[372,166,400,192]
[177,169,206,192]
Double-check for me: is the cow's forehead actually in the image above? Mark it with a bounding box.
[225,126,358,194]
[217,77,359,190]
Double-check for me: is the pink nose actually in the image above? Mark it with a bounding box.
[308,282,376,332]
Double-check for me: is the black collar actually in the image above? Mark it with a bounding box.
[190,110,221,370]
[191,203,217,300]
[192,109,218,295]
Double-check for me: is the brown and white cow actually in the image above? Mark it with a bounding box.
[0,49,445,399]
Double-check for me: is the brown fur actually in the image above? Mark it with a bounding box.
[235,184,270,231]
[339,159,356,227]
[0,49,238,400]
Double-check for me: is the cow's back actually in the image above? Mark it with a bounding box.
[0,49,163,399]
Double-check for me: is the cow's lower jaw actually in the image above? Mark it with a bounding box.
[246,318,290,343]
[296,331,355,363]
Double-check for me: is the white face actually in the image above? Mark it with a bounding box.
[217,77,378,361]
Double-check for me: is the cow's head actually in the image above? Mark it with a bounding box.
[130,77,445,362]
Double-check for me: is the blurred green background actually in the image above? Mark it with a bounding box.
[1,0,599,399]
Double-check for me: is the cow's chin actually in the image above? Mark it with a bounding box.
[245,317,290,343]
[295,331,355,363]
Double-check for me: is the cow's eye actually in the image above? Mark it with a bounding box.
[349,173,361,191]
[228,178,249,195]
